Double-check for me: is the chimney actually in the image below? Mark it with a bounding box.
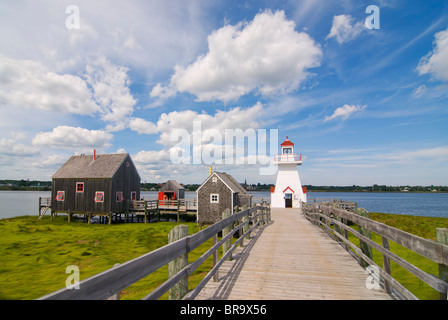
[93,149,96,161]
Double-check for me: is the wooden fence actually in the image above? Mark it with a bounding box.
[302,201,448,300]
[38,203,271,300]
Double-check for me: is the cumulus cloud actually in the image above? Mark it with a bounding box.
[128,117,159,135]
[84,55,137,130]
[325,104,366,122]
[156,102,264,147]
[151,10,322,102]
[0,55,99,115]
[417,27,448,82]
[0,137,39,157]
[32,126,113,151]
[326,15,365,44]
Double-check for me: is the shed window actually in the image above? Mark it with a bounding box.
[212,177,217,183]
[94,192,104,203]
[76,182,84,193]
[56,191,65,201]
[116,192,124,202]
[131,191,137,201]
[210,194,219,203]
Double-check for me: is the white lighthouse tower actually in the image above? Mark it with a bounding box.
[270,136,306,208]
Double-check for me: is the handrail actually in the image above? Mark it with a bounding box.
[38,203,271,300]
[302,202,448,300]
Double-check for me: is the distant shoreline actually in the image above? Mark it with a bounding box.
[1,188,447,194]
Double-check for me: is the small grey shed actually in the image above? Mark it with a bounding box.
[196,171,252,225]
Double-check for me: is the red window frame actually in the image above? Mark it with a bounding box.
[94,191,104,203]
[56,191,65,201]
[131,191,137,201]
[76,182,84,193]
[116,192,124,202]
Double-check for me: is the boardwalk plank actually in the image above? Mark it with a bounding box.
[195,208,392,300]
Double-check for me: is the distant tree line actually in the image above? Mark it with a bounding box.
[1,180,447,193]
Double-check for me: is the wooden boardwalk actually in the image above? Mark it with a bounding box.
[196,208,392,300]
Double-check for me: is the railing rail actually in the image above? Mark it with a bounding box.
[273,154,302,163]
[38,203,271,300]
[302,201,448,300]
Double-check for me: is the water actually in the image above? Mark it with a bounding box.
[0,190,447,219]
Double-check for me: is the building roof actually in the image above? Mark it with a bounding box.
[160,180,185,191]
[197,171,250,196]
[281,136,294,147]
[52,153,132,179]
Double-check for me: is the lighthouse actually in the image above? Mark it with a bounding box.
[270,136,306,208]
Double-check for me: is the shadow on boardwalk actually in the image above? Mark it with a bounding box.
[196,208,393,300]
[198,221,272,300]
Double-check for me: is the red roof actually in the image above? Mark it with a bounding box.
[281,136,294,147]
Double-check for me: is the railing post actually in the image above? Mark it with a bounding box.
[382,237,392,294]
[436,228,448,300]
[240,205,248,247]
[213,234,219,282]
[168,225,188,300]
[242,205,250,240]
[144,200,148,223]
[222,209,232,261]
[356,208,373,268]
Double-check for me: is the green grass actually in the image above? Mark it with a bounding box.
[349,212,448,300]
[0,215,214,300]
[2,212,447,300]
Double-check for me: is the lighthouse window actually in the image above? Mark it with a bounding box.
[210,194,219,203]
[283,148,292,154]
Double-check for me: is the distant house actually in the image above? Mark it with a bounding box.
[158,180,185,203]
[51,152,141,216]
[196,172,252,225]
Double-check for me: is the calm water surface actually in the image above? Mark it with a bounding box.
[0,190,447,219]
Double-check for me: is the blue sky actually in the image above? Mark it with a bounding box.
[0,0,447,186]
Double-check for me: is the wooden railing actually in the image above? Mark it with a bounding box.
[38,203,271,300]
[302,201,448,300]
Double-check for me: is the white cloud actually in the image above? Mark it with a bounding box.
[151,10,322,102]
[155,102,264,147]
[325,104,366,122]
[83,55,137,129]
[0,137,39,157]
[32,126,113,151]
[417,27,448,82]
[128,117,159,135]
[326,15,365,44]
[0,54,99,115]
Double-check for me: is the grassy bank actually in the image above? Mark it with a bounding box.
[0,215,214,300]
[359,212,448,300]
[1,212,447,300]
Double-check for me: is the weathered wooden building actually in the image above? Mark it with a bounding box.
[196,171,252,225]
[158,180,185,203]
[51,152,140,216]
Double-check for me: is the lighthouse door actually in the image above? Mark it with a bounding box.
[284,193,292,208]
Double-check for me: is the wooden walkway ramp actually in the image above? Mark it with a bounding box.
[195,208,392,300]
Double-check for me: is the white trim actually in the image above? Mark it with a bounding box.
[210,194,219,203]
